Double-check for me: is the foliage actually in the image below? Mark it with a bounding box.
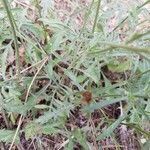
[0,0,150,149]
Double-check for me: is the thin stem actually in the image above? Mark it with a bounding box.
[92,0,101,33]
[2,0,21,79]
[35,0,48,44]
[112,0,150,32]
[90,41,150,54]
[95,94,150,100]
[79,0,94,37]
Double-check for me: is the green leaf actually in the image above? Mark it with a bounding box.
[0,129,19,144]
[73,129,89,150]
[83,97,127,113]
[65,139,74,150]
[40,0,54,17]
[46,61,54,79]
[96,107,130,140]
[25,122,42,140]
[142,140,150,150]
[35,101,74,124]
[107,59,131,73]
[0,45,10,79]
[34,104,49,109]
[84,64,100,84]
[21,23,44,41]
[64,70,83,90]
[42,122,61,135]
[39,18,72,31]
[126,31,150,44]
[4,96,36,115]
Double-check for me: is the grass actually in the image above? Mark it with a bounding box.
[0,0,150,149]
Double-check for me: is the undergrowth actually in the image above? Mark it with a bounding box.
[0,0,150,149]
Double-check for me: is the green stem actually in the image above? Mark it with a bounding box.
[97,94,150,100]
[112,0,150,32]
[79,0,94,37]
[92,0,101,33]
[90,41,150,54]
[35,0,48,44]
[2,0,21,79]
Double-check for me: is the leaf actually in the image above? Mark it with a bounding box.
[39,18,72,31]
[40,0,54,17]
[107,59,131,73]
[34,104,49,109]
[73,129,89,150]
[83,97,127,113]
[84,64,100,84]
[96,107,130,140]
[138,59,150,73]
[51,31,66,49]
[64,70,83,91]
[0,129,19,144]
[46,61,54,79]
[21,23,44,41]
[4,96,36,115]
[126,31,150,44]
[0,45,11,79]
[25,122,42,140]
[65,139,74,150]
[42,122,61,135]
[35,101,74,124]
[142,140,150,150]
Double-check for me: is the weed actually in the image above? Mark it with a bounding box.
[0,0,150,149]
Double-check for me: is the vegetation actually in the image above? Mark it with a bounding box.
[0,0,150,149]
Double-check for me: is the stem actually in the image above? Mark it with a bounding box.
[2,0,21,79]
[79,0,94,37]
[90,41,150,54]
[35,0,48,44]
[112,0,150,32]
[95,94,150,100]
[92,0,101,33]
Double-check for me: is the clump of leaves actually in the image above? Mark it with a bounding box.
[0,0,149,149]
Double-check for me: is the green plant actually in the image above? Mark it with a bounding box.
[0,0,149,149]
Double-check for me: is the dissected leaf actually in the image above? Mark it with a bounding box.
[64,69,83,90]
[83,97,128,113]
[25,122,42,140]
[73,128,89,150]
[40,0,54,17]
[4,95,36,115]
[35,101,74,124]
[97,107,130,140]
[0,129,19,144]
[21,23,44,41]
[107,59,131,73]
[84,64,100,84]
[42,122,62,135]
